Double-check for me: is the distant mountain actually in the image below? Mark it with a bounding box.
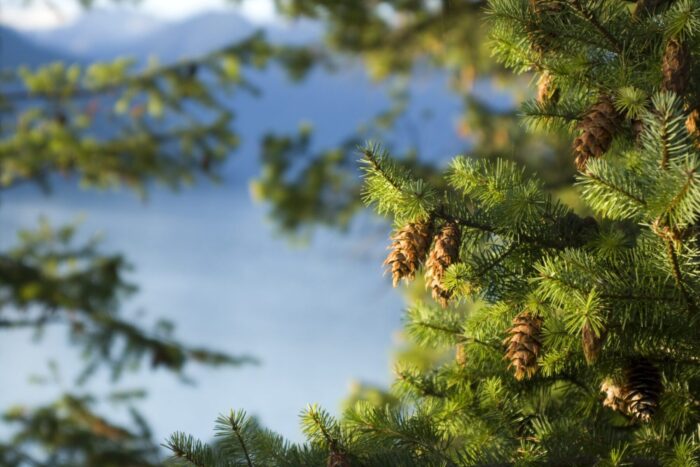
[29,8,322,62]
[29,9,164,59]
[134,11,323,60]
[105,11,258,61]
[0,25,74,68]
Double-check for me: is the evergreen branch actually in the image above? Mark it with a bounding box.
[441,211,578,250]
[396,369,447,398]
[641,92,692,169]
[520,100,583,132]
[348,411,458,467]
[360,143,438,220]
[381,1,482,50]
[171,450,208,466]
[0,445,43,467]
[570,0,624,54]
[438,211,496,236]
[0,32,299,104]
[602,292,677,304]
[660,167,698,224]
[582,172,647,207]
[472,243,518,278]
[213,410,263,466]
[164,433,216,467]
[307,407,339,450]
[578,165,647,221]
[664,237,697,313]
[462,336,502,351]
[661,119,671,171]
[228,413,254,467]
[413,320,463,337]
[361,144,404,192]
[0,317,60,328]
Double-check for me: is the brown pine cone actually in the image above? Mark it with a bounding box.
[632,118,645,143]
[662,39,690,94]
[536,71,560,106]
[456,342,468,367]
[425,221,461,308]
[529,0,563,15]
[504,311,543,380]
[328,450,351,467]
[686,108,700,144]
[601,378,627,413]
[582,322,605,365]
[573,96,621,171]
[623,358,663,422]
[384,221,432,287]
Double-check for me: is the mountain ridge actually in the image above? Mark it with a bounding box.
[28,8,323,62]
[0,25,76,68]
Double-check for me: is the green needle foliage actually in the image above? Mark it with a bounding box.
[172,0,700,465]
[1,391,160,467]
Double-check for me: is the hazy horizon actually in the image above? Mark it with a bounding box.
[1,0,278,31]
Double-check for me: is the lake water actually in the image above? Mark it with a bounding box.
[0,64,469,443]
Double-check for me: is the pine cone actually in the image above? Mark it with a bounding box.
[573,96,621,171]
[384,221,432,287]
[425,221,461,308]
[536,71,560,106]
[455,343,468,367]
[582,322,605,365]
[632,118,645,143]
[662,39,690,94]
[601,378,627,413]
[623,358,662,422]
[686,108,700,143]
[504,311,543,380]
[531,0,563,12]
[328,450,351,467]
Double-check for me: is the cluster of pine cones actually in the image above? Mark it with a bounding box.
[502,310,662,421]
[530,1,699,170]
[384,219,461,308]
[383,217,663,421]
[569,35,698,169]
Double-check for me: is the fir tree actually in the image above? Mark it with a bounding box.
[170,1,700,465]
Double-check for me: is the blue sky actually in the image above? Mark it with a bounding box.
[2,0,277,29]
